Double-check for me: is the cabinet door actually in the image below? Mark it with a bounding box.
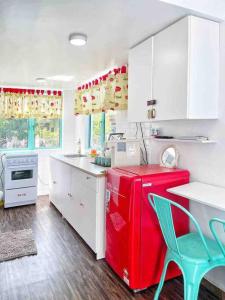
[59,163,72,216]
[49,158,62,212]
[77,184,96,251]
[187,16,219,119]
[128,37,153,122]
[153,17,188,120]
[63,167,80,230]
[66,168,97,252]
[49,158,72,214]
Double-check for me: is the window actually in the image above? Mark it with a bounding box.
[90,113,104,149]
[105,111,115,140]
[88,111,115,149]
[34,119,61,149]
[0,119,29,149]
[0,118,62,150]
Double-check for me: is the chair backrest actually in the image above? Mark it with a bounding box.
[148,194,179,254]
[209,218,225,258]
[148,193,213,261]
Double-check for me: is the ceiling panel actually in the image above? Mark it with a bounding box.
[0,0,188,89]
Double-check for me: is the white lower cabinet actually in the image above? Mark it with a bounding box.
[49,158,71,213]
[76,183,96,251]
[49,157,105,259]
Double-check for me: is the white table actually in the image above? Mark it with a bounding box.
[167,182,225,212]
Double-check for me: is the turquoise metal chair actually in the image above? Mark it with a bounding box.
[148,193,225,300]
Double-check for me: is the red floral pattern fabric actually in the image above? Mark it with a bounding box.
[74,66,128,115]
[0,89,62,119]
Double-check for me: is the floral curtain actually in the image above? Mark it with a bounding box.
[74,65,128,115]
[0,88,62,119]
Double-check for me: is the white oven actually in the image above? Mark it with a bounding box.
[3,153,38,208]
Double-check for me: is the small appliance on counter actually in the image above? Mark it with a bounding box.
[2,152,38,208]
[105,164,189,291]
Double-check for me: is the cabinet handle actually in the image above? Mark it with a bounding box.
[80,203,84,207]
[68,193,72,198]
[147,99,157,106]
[53,181,57,184]
[86,176,91,180]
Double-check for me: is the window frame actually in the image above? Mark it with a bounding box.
[0,118,62,151]
[88,112,106,149]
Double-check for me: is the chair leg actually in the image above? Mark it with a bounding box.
[184,279,201,300]
[153,260,170,300]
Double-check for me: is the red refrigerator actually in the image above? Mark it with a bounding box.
[105,164,189,291]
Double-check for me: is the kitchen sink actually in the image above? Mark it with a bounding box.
[64,154,87,158]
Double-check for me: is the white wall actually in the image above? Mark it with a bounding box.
[37,89,76,195]
[73,114,88,152]
[62,90,77,153]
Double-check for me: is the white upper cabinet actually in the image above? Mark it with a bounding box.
[128,37,153,122]
[128,16,219,122]
[153,16,219,120]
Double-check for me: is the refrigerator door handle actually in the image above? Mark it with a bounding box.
[142,183,152,187]
[105,189,111,209]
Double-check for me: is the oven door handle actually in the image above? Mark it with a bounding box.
[6,165,37,169]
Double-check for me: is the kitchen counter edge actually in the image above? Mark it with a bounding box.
[50,154,108,177]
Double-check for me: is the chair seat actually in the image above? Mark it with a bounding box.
[177,232,224,263]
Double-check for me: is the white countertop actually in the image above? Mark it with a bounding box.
[51,154,108,177]
[168,182,225,212]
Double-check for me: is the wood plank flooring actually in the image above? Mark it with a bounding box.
[0,196,219,300]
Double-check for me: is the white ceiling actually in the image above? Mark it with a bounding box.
[0,0,195,89]
[160,0,225,21]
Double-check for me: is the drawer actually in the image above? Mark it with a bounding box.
[81,172,96,191]
[4,186,37,208]
[72,168,97,192]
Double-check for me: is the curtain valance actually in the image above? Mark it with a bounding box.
[74,65,128,115]
[0,88,62,119]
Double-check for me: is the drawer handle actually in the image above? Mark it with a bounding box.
[53,181,57,184]
[80,203,84,207]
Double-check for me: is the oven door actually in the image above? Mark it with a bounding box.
[4,165,38,190]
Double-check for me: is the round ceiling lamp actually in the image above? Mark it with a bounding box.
[36,77,47,83]
[69,33,87,46]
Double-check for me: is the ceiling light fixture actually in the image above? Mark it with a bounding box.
[47,75,74,82]
[36,77,47,83]
[69,33,87,46]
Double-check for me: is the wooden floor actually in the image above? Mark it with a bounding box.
[0,196,219,300]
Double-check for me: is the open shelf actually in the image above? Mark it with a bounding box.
[149,138,217,144]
